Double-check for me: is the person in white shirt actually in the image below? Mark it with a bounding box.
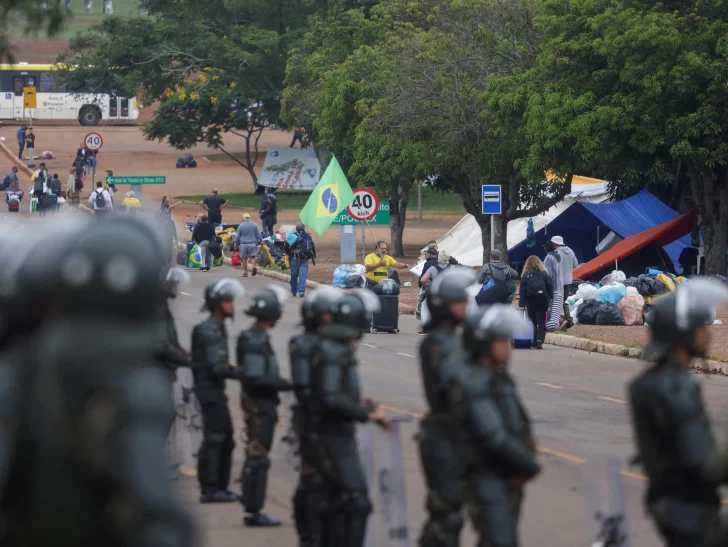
[88,180,113,218]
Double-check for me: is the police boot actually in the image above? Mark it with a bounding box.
[218,437,238,500]
[200,490,239,503]
[294,473,324,546]
[242,456,281,527]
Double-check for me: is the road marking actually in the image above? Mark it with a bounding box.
[536,382,563,390]
[361,343,377,348]
[537,446,587,464]
[397,352,415,358]
[597,396,627,404]
[180,292,192,296]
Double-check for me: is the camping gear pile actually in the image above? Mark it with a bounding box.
[568,269,688,326]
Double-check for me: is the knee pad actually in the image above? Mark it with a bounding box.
[245,455,271,472]
[342,491,372,517]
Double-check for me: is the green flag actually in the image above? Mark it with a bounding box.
[299,156,355,237]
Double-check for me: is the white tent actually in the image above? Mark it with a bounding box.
[412,177,609,276]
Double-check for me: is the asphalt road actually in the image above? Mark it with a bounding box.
[170,267,728,547]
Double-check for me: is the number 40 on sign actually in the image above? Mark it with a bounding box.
[84,132,104,151]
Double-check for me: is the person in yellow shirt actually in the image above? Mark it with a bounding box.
[364,240,409,289]
[121,191,142,211]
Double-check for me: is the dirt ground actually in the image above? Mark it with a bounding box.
[10,39,68,63]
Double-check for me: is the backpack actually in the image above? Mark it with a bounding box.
[94,189,106,209]
[523,271,547,298]
[297,233,314,259]
[33,172,44,192]
[475,264,516,306]
[0,175,9,190]
[75,177,83,191]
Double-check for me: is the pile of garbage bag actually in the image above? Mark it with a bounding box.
[333,264,367,289]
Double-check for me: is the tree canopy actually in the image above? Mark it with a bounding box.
[0,1,66,60]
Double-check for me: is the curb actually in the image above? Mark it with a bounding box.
[543,332,728,374]
[0,139,34,177]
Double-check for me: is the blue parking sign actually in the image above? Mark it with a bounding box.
[481,185,501,215]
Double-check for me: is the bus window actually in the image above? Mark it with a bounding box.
[110,98,118,117]
[14,76,36,96]
[120,98,129,117]
[40,73,53,93]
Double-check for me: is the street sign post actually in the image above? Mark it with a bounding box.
[333,189,390,263]
[481,184,502,254]
[106,176,166,206]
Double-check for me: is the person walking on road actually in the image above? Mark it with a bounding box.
[192,278,246,504]
[156,196,182,261]
[451,306,541,547]
[25,128,36,167]
[234,213,262,277]
[237,286,292,527]
[289,287,344,547]
[89,180,112,218]
[628,279,728,547]
[260,194,277,238]
[66,167,81,212]
[475,248,518,305]
[285,223,316,297]
[416,247,439,320]
[417,268,475,547]
[16,124,26,161]
[550,236,578,323]
[310,291,391,547]
[543,241,565,331]
[519,255,553,349]
[200,188,228,226]
[417,252,455,335]
[192,215,215,272]
[7,166,19,192]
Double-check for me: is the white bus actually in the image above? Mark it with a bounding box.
[0,63,140,126]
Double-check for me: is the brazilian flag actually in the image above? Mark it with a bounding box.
[299,156,355,237]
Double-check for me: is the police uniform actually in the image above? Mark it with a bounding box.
[290,287,344,547]
[449,306,540,547]
[417,268,476,547]
[238,286,291,526]
[192,315,239,501]
[310,291,381,547]
[628,279,728,547]
[3,216,194,546]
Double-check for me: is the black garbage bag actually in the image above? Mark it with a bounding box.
[577,300,602,325]
[622,277,639,289]
[634,274,662,296]
[596,303,626,326]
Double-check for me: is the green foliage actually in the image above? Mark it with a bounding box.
[0,0,66,59]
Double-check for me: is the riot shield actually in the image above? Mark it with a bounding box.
[585,457,631,547]
[172,367,203,476]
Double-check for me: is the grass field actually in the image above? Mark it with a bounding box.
[178,187,466,213]
[9,0,142,40]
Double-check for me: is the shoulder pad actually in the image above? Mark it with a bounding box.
[635,367,704,428]
[451,365,490,396]
[316,338,349,364]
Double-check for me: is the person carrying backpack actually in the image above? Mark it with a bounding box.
[518,255,554,349]
[475,248,518,305]
[284,223,316,297]
[88,180,112,218]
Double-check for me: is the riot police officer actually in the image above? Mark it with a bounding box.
[238,284,292,527]
[156,266,192,377]
[290,287,344,546]
[450,305,541,547]
[628,278,728,547]
[310,290,391,547]
[10,215,194,546]
[418,267,476,547]
[192,277,246,503]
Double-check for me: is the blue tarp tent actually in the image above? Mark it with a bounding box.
[509,189,694,273]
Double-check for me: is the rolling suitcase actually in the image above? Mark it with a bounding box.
[513,310,535,349]
[371,294,399,334]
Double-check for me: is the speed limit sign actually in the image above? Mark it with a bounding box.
[84,132,104,151]
[347,188,379,221]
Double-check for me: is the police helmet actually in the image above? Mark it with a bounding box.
[462,305,529,358]
[301,286,344,329]
[202,278,246,312]
[245,284,290,322]
[164,266,191,296]
[53,216,168,320]
[321,290,381,338]
[425,267,477,329]
[642,278,728,361]
[0,217,89,342]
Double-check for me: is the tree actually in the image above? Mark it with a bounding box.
[0,1,66,60]
[528,0,728,274]
[57,0,328,191]
[352,0,572,262]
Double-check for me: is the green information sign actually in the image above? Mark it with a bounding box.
[332,203,390,225]
[106,176,167,185]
